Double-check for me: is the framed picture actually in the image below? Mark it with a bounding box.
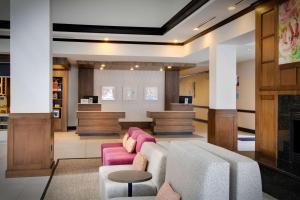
[101,86,116,101]
[278,0,300,64]
[144,87,158,101]
[123,87,137,101]
[53,109,60,118]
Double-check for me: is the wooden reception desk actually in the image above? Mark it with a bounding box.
[169,103,193,111]
[147,111,195,135]
[77,111,125,136]
[78,103,101,111]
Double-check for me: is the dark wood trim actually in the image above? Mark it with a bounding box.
[0,54,10,63]
[238,127,255,134]
[162,0,209,33]
[67,126,77,131]
[53,23,163,35]
[237,109,256,113]
[0,35,10,39]
[53,38,183,46]
[193,105,209,109]
[0,20,9,29]
[193,118,208,123]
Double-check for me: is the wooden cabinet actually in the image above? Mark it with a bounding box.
[53,70,68,132]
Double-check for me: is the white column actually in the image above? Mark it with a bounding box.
[209,45,237,109]
[10,0,52,113]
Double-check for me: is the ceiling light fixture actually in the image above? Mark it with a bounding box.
[130,67,134,71]
[228,6,236,11]
[193,27,199,31]
[173,40,178,43]
[160,68,163,72]
[194,17,216,31]
[101,64,106,67]
[100,67,104,70]
[167,65,172,69]
[135,65,139,68]
[104,37,109,41]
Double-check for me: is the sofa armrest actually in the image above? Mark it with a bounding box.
[101,143,123,157]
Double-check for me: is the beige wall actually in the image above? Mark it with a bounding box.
[179,71,209,134]
[179,60,255,133]
[237,60,255,130]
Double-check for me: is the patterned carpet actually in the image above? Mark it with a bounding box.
[42,158,101,200]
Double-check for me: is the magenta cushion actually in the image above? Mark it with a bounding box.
[136,132,156,152]
[101,143,122,157]
[103,147,136,165]
[128,127,142,136]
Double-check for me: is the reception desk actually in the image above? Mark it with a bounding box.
[147,111,195,135]
[169,103,193,111]
[77,111,125,136]
[78,103,101,111]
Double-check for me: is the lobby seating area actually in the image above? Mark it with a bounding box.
[99,139,263,200]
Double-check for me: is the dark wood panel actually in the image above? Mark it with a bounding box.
[165,70,179,110]
[6,113,54,177]
[208,109,237,151]
[78,103,101,111]
[76,112,125,135]
[120,122,151,130]
[280,68,297,86]
[78,68,94,101]
[169,103,193,111]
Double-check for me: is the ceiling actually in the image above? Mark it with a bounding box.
[0,0,258,43]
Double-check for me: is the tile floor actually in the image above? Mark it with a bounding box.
[0,131,275,200]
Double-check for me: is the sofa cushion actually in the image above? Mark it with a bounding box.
[125,137,137,153]
[103,147,136,165]
[136,133,156,153]
[165,141,230,200]
[190,140,262,200]
[101,143,123,157]
[155,182,180,200]
[133,152,148,171]
[128,127,142,136]
[122,133,129,147]
[140,142,168,189]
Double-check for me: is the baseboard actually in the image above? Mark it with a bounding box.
[238,127,255,134]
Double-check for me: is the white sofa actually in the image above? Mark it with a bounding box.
[111,141,230,200]
[99,142,168,200]
[190,140,263,200]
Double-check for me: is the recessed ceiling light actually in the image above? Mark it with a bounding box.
[160,68,163,72]
[130,67,134,71]
[135,65,139,68]
[101,64,106,67]
[104,37,109,41]
[173,40,178,43]
[193,27,199,31]
[167,65,172,69]
[100,67,104,70]
[228,6,236,11]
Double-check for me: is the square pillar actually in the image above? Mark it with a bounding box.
[208,45,237,150]
[7,0,54,177]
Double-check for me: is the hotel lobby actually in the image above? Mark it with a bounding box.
[0,0,300,199]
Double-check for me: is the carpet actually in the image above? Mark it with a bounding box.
[42,158,101,200]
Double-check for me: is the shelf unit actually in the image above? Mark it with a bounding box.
[53,70,68,132]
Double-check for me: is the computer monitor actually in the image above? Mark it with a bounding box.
[179,96,192,104]
[83,96,98,103]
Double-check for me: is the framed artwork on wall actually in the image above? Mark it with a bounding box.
[144,87,158,101]
[278,0,300,64]
[123,87,137,101]
[101,86,116,100]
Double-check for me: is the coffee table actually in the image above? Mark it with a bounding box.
[108,170,152,197]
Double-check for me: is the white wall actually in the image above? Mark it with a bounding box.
[94,70,165,122]
[68,65,78,126]
[237,60,255,130]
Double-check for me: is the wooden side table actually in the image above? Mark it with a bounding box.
[108,170,152,197]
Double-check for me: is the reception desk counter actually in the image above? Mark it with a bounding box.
[147,111,195,135]
[77,111,125,136]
